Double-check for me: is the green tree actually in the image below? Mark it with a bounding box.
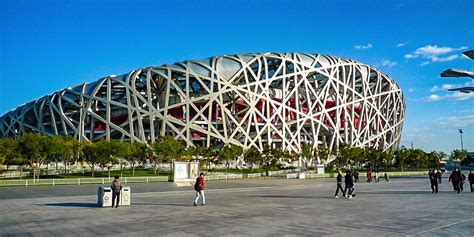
[315,145,330,165]
[60,136,79,176]
[300,142,315,170]
[152,136,185,175]
[336,143,351,168]
[394,146,411,172]
[80,141,96,177]
[243,146,262,172]
[218,143,242,173]
[450,149,466,161]
[262,145,282,172]
[18,133,50,181]
[127,142,148,177]
[409,149,427,170]
[0,138,27,176]
[202,147,217,172]
[381,149,395,171]
[113,141,131,178]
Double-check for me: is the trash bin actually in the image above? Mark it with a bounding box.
[97,186,113,207]
[121,186,131,206]
[298,173,306,179]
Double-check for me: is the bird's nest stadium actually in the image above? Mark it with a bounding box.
[0,52,405,154]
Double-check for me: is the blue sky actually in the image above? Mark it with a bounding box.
[1,0,473,153]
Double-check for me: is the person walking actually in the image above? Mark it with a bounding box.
[344,170,355,199]
[436,170,442,184]
[460,172,466,192]
[110,175,122,208]
[429,170,438,193]
[367,170,372,183]
[468,170,474,192]
[448,167,462,194]
[354,171,359,183]
[193,173,206,206]
[334,170,345,198]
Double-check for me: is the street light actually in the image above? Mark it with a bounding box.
[458,129,464,151]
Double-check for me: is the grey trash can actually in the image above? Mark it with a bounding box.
[97,186,113,207]
[121,186,131,206]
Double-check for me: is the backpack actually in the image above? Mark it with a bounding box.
[194,177,200,191]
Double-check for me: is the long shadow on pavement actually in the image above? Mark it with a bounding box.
[252,195,327,199]
[133,202,191,207]
[358,190,461,195]
[44,202,99,208]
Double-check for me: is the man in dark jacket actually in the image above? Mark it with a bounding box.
[110,175,122,208]
[468,170,474,192]
[448,167,462,194]
[460,173,466,192]
[193,173,206,206]
[334,171,345,198]
[436,170,442,184]
[429,170,438,193]
[344,170,354,199]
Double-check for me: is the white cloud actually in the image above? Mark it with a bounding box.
[432,54,458,62]
[354,43,373,50]
[458,109,474,113]
[405,45,467,63]
[419,61,430,66]
[449,92,474,101]
[429,81,474,93]
[381,60,397,68]
[396,42,407,48]
[434,115,474,128]
[424,92,474,102]
[415,45,467,56]
[404,54,418,59]
[430,84,455,92]
[426,94,442,101]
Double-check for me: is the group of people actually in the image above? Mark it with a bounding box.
[334,170,356,199]
[366,170,389,183]
[429,168,474,194]
[110,168,474,208]
[108,173,207,208]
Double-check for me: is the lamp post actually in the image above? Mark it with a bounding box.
[458,129,464,151]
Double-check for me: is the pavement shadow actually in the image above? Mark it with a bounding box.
[253,195,323,199]
[44,202,99,208]
[133,202,191,207]
[359,190,455,195]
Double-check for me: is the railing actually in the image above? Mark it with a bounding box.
[204,174,242,181]
[0,176,168,187]
[0,170,432,187]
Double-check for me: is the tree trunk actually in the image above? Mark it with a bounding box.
[64,160,68,178]
[132,162,135,177]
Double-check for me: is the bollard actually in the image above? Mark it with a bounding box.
[25,179,28,187]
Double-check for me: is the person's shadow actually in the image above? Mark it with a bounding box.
[44,202,99,208]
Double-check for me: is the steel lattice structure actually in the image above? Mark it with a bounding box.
[0,52,405,157]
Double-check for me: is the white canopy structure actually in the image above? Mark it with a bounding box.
[0,53,405,155]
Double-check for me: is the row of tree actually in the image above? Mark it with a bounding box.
[0,133,467,180]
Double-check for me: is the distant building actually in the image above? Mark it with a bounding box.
[0,53,405,154]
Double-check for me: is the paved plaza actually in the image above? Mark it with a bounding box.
[0,177,473,236]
